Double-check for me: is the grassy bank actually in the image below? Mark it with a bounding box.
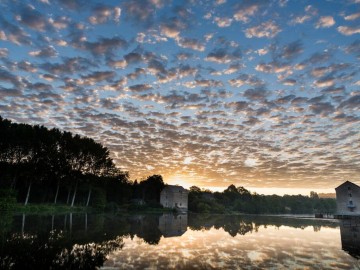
[2,203,177,215]
[10,203,90,214]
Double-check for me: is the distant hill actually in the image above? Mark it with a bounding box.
[318,193,336,199]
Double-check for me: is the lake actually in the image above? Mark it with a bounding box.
[0,213,359,269]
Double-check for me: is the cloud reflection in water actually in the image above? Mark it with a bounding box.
[104,220,357,269]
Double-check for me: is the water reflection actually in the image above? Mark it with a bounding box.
[340,218,360,259]
[159,214,187,237]
[1,213,360,269]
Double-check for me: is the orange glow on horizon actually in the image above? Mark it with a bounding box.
[166,174,193,189]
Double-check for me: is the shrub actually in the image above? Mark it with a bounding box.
[92,188,106,211]
[0,189,17,211]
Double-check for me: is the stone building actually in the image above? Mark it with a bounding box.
[335,181,360,216]
[160,185,188,211]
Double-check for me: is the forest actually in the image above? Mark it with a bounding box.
[0,116,336,214]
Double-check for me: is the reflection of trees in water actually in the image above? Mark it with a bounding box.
[0,230,123,270]
[188,214,339,237]
[128,215,162,245]
[0,213,128,269]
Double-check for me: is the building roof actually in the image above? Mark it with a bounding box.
[335,181,360,190]
[161,185,188,193]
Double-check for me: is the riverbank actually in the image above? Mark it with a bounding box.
[4,203,177,215]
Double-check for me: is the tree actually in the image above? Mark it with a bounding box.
[139,175,164,204]
[310,191,319,199]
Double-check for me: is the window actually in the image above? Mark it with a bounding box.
[348,186,351,190]
[349,193,352,197]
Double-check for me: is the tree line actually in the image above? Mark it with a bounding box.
[188,185,336,214]
[0,116,164,210]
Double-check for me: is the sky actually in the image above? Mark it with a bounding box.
[0,0,359,195]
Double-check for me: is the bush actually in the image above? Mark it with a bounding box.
[92,188,106,211]
[105,202,119,212]
[0,189,17,211]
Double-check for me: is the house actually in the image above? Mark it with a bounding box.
[160,185,188,211]
[335,181,360,216]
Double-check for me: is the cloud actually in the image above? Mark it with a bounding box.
[147,59,167,76]
[223,63,243,74]
[243,116,261,126]
[29,46,57,58]
[344,39,360,58]
[40,57,96,75]
[233,4,259,23]
[48,16,70,30]
[243,88,269,100]
[0,86,23,98]
[281,78,296,86]
[124,52,144,64]
[315,16,335,28]
[205,48,241,64]
[255,62,291,73]
[83,37,128,56]
[160,18,184,38]
[339,95,360,109]
[195,79,223,88]
[108,59,127,69]
[337,26,360,35]
[178,65,198,78]
[126,84,153,92]
[291,97,308,104]
[80,71,115,85]
[228,74,264,88]
[127,68,146,80]
[225,101,250,112]
[344,12,360,21]
[89,4,121,24]
[136,30,168,44]
[290,5,317,25]
[276,94,295,104]
[314,77,335,88]
[245,21,281,38]
[291,15,311,25]
[0,48,9,57]
[333,113,359,123]
[321,86,345,95]
[280,40,303,59]
[176,52,193,60]
[309,102,335,116]
[18,6,48,31]
[0,18,31,45]
[176,37,205,51]
[0,69,25,88]
[28,82,53,92]
[215,0,227,5]
[214,17,232,28]
[17,61,37,72]
[57,0,85,10]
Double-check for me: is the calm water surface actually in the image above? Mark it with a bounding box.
[1,213,359,269]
